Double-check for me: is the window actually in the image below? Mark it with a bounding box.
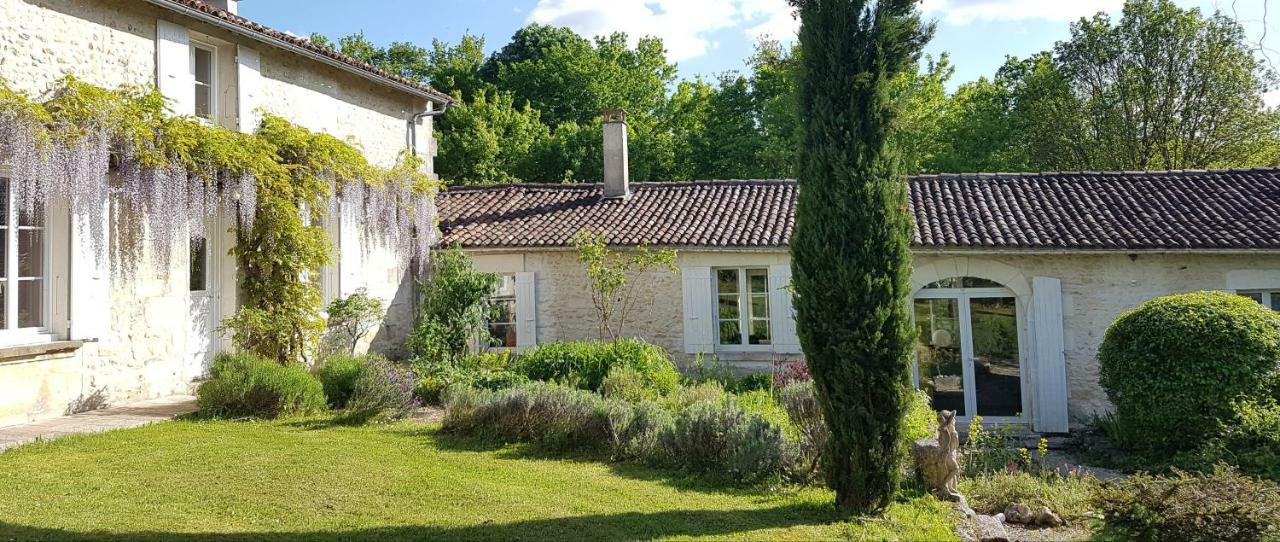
[1240,290,1280,311]
[486,274,517,348]
[715,268,771,346]
[188,236,207,292]
[0,177,49,336]
[191,43,215,120]
[914,276,1022,419]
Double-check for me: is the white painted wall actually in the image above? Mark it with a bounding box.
[0,0,435,426]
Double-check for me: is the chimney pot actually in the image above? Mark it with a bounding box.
[206,0,238,15]
[602,109,629,199]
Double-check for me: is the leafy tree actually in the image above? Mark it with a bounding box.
[749,39,803,179]
[789,0,931,515]
[436,89,550,184]
[889,55,953,173]
[408,247,498,366]
[1018,0,1279,170]
[423,34,489,101]
[324,288,385,356]
[572,230,677,341]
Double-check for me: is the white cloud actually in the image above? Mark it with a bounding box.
[919,0,1124,26]
[527,0,797,62]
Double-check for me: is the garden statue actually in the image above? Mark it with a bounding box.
[911,409,964,502]
[937,410,962,501]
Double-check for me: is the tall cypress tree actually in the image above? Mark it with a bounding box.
[788,0,932,514]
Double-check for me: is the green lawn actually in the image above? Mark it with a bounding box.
[0,418,956,541]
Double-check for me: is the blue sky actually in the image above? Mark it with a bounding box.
[240,0,1280,98]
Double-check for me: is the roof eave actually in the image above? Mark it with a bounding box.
[143,0,455,105]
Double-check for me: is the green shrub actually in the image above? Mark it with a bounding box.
[316,355,366,408]
[409,247,499,365]
[733,389,795,437]
[601,365,656,403]
[1099,291,1280,449]
[441,382,610,451]
[960,471,1099,521]
[341,357,419,424]
[606,400,674,461]
[728,372,773,393]
[196,353,326,419]
[1093,467,1280,542]
[780,381,828,483]
[963,416,1025,476]
[660,400,788,483]
[515,339,681,393]
[665,381,727,410]
[413,355,527,405]
[901,389,937,447]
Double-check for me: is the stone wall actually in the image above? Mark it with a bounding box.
[470,248,1280,426]
[0,0,433,426]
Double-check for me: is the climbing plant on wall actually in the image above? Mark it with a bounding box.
[0,76,440,365]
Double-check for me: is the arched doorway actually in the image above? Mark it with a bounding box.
[913,276,1024,421]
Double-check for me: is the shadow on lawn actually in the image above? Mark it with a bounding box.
[0,503,846,542]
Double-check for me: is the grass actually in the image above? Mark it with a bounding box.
[0,417,957,541]
[959,471,1099,521]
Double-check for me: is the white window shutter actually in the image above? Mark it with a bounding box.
[235,45,261,133]
[69,194,109,341]
[515,272,537,347]
[1032,276,1070,433]
[681,267,714,354]
[337,202,365,297]
[768,263,801,354]
[156,20,194,116]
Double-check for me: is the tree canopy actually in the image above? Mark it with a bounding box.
[313,0,1280,184]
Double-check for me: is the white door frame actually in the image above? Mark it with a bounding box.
[914,285,1027,424]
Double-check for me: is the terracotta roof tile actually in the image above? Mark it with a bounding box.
[437,169,1280,250]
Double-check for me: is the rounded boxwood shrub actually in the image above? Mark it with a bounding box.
[515,339,680,394]
[1099,291,1280,448]
[196,352,327,419]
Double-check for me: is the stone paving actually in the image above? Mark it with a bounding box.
[0,395,197,451]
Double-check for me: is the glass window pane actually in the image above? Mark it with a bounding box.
[914,298,964,416]
[0,228,6,274]
[750,293,769,320]
[717,269,739,294]
[971,297,1022,417]
[1242,292,1265,303]
[0,178,7,226]
[718,294,739,319]
[18,229,42,278]
[718,320,741,345]
[749,320,771,345]
[1270,293,1280,312]
[0,282,6,328]
[487,323,516,348]
[189,236,207,291]
[747,268,768,294]
[195,86,211,118]
[18,279,42,328]
[18,204,42,227]
[194,48,213,84]
[494,275,516,297]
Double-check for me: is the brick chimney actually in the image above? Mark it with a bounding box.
[206,0,238,15]
[602,109,629,199]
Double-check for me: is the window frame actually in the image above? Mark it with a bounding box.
[0,166,53,347]
[190,40,217,123]
[713,267,773,350]
[912,279,1026,424]
[484,274,518,350]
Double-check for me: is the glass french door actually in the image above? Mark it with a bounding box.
[913,279,1023,421]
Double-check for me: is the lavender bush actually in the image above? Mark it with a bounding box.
[341,356,420,424]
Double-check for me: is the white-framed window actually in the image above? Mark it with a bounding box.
[715,267,771,347]
[188,236,208,292]
[486,274,517,348]
[191,41,216,121]
[1240,290,1280,311]
[0,174,51,345]
[913,276,1023,421]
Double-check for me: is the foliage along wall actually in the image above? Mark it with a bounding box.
[0,76,439,363]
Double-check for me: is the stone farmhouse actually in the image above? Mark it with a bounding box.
[0,0,451,427]
[437,112,1280,433]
